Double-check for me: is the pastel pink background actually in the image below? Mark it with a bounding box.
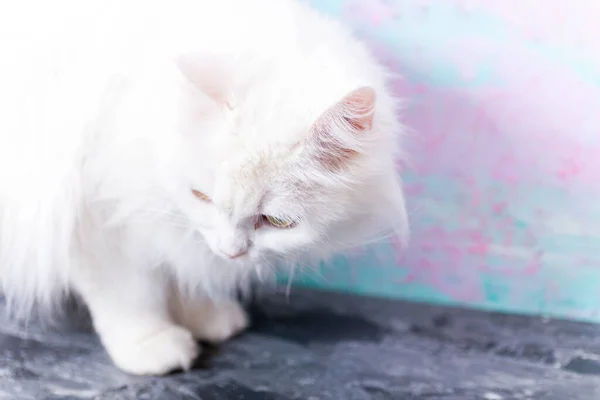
[297,0,600,322]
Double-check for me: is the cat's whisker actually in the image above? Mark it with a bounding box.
[135,208,188,220]
[128,218,191,231]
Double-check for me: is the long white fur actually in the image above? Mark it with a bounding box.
[0,0,408,374]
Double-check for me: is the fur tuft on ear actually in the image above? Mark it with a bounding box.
[309,86,377,170]
[175,53,235,110]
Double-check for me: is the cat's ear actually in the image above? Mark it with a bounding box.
[336,86,377,131]
[175,54,235,110]
[309,86,377,169]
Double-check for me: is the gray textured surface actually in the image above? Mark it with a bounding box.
[1,289,600,399]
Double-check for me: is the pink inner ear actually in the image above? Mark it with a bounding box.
[339,86,377,132]
[176,54,231,107]
[308,86,378,171]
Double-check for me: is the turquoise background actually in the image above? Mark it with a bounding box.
[283,0,600,323]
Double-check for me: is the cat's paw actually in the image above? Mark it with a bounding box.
[106,325,199,376]
[178,299,249,343]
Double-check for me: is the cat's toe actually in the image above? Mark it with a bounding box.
[107,325,199,376]
[185,300,250,343]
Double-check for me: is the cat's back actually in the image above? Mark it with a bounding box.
[0,0,154,314]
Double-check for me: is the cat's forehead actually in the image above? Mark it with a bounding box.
[213,148,306,217]
[219,127,302,176]
[231,83,327,144]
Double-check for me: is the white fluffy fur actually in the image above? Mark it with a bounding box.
[0,0,408,374]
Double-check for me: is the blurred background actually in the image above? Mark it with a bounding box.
[287,0,600,323]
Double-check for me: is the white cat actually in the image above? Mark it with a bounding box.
[0,0,408,375]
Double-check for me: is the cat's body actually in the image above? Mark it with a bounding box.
[0,0,408,374]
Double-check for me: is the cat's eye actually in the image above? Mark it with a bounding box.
[264,215,295,229]
[192,189,211,202]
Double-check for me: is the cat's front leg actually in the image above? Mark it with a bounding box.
[72,262,199,375]
[170,291,249,343]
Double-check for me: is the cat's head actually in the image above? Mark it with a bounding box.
[167,53,408,265]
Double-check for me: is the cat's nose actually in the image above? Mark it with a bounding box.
[216,227,249,259]
[218,240,249,259]
[220,248,248,259]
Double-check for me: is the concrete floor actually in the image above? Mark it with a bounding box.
[0,289,599,399]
